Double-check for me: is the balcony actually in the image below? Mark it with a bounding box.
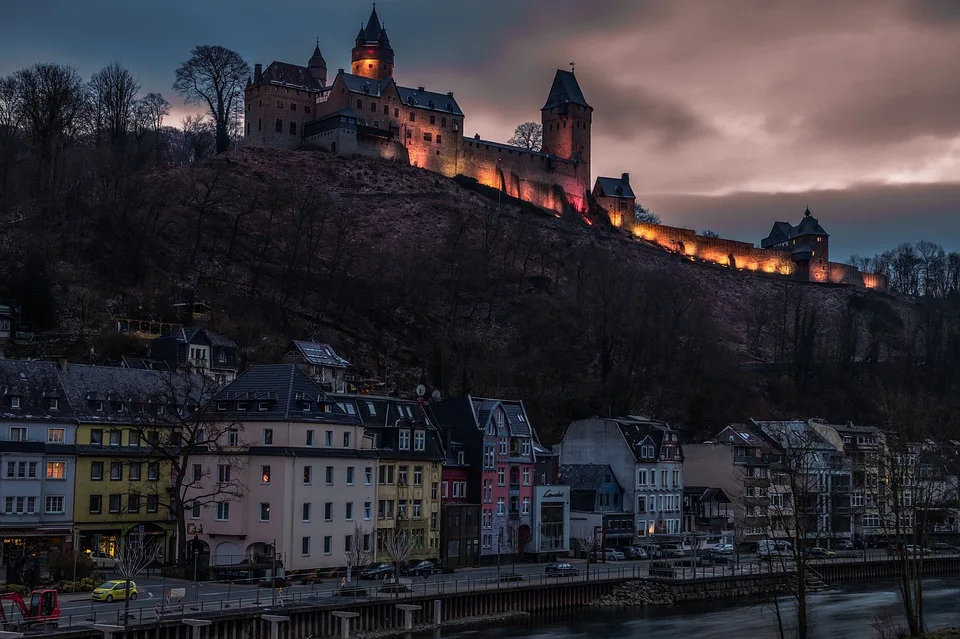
[188,358,209,369]
[735,455,760,465]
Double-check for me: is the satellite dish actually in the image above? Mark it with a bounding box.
[431,389,441,400]
[416,384,426,397]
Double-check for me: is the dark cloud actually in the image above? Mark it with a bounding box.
[907,0,960,24]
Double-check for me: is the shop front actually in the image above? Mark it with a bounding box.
[530,485,570,561]
[0,528,72,582]
[76,522,171,563]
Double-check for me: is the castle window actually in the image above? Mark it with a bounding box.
[276,100,283,108]
[290,121,297,135]
[290,103,296,111]
[258,118,261,131]
[304,105,311,113]
[453,120,459,131]
[409,112,416,122]
[429,115,436,125]
[383,105,388,115]
[357,99,362,110]
[406,130,412,139]
[423,132,432,142]
[395,108,399,118]
[371,102,377,112]
[275,119,282,132]
[437,135,442,145]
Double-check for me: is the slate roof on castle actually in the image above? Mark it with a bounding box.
[543,70,591,110]
[595,176,635,199]
[761,207,829,249]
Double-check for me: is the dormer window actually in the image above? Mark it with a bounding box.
[413,430,425,452]
[237,402,247,412]
[457,451,465,465]
[93,400,104,412]
[258,401,269,411]
[399,430,411,451]
[302,402,311,412]
[218,351,226,363]
[217,402,228,411]
[9,396,20,409]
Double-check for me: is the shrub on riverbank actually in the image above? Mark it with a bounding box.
[923,630,960,638]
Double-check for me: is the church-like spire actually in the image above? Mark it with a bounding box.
[364,4,383,40]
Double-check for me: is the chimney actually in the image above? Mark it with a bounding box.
[621,172,630,185]
[417,86,425,92]
[254,64,262,83]
[447,91,454,98]
[338,68,344,75]
[58,358,68,373]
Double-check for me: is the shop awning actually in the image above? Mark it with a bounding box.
[0,528,71,538]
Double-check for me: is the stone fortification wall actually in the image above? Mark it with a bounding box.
[826,261,888,291]
[459,139,589,215]
[631,222,795,275]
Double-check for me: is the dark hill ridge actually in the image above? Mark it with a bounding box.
[2,147,936,440]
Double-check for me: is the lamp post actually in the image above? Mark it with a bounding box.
[271,538,278,608]
[193,542,200,603]
[71,529,79,587]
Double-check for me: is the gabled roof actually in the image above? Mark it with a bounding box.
[396,86,463,116]
[214,365,357,424]
[594,176,635,199]
[470,397,533,438]
[258,61,324,92]
[340,72,389,97]
[176,327,235,348]
[761,208,829,248]
[559,463,620,493]
[684,486,731,503]
[542,70,591,111]
[289,340,350,369]
[0,360,72,422]
[59,364,177,422]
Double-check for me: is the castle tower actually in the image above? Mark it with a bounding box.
[308,42,327,86]
[351,5,394,81]
[541,69,592,175]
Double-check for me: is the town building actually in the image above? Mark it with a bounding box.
[439,436,479,567]
[332,393,445,563]
[245,6,593,217]
[0,360,75,571]
[681,486,732,536]
[283,340,351,393]
[190,365,376,571]
[558,416,684,542]
[432,397,538,564]
[150,327,238,384]
[560,464,632,550]
[59,364,177,562]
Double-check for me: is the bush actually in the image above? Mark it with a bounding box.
[440,566,456,575]
[77,578,96,592]
[47,551,95,581]
[2,584,26,595]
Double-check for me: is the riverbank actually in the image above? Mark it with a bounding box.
[356,611,532,639]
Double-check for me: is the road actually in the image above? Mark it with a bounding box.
[49,549,904,629]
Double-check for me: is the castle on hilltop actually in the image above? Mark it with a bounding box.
[245,6,886,292]
[244,5,597,215]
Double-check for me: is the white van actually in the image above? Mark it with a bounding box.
[757,539,793,558]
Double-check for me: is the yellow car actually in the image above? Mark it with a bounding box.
[91,580,138,602]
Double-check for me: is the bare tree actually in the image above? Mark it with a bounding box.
[139,92,171,131]
[127,371,246,566]
[382,530,413,586]
[699,229,720,238]
[88,62,141,147]
[634,204,661,225]
[507,122,542,151]
[570,521,598,575]
[344,524,373,584]
[179,114,215,163]
[115,533,162,625]
[173,45,250,154]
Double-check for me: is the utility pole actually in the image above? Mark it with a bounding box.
[71,529,79,586]
[271,538,278,607]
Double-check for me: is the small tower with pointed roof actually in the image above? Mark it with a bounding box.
[308,41,327,86]
[351,4,394,81]
[541,69,593,178]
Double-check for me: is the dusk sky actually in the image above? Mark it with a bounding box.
[3,0,958,259]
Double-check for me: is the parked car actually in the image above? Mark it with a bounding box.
[590,548,624,561]
[836,540,854,551]
[89,552,117,569]
[930,543,960,554]
[806,547,836,559]
[623,546,649,560]
[91,580,138,602]
[711,543,734,555]
[258,576,289,588]
[544,562,580,577]
[887,544,930,556]
[702,552,733,564]
[360,563,396,580]
[404,560,442,577]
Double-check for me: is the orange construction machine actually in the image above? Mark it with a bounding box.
[0,589,60,629]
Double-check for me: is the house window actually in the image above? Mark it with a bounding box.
[323,536,332,554]
[637,496,646,512]
[147,495,158,513]
[289,121,297,135]
[90,429,103,445]
[637,469,648,486]
[237,402,247,412]
[301,536,310,556]
[324,502,332,521]
[306,430,314,446]
[522,497,530,514]
[325,430,334,447]
[109,430,121,446]
[263,429,273,444]
[128,494,141,513]
[216,502,229,521]
[261,465,271,484]
[302,465,313,484]
[191,501,201,518]
[9,396,20,409]
[398,466,409,485]
[409,112,416,122]
[496,497,505,515]
[193,464,202,481]
[228,429,239,446]
[10,427,27,442]
[45,495,65,514]
[346,467,355,485]
[110,462,122,481]
[46,461,65,480]
[109,494,121,514]
[399,430,410,450]
[89,495,102,514]
[302,502,311,522]
[414,431,425,451]
[497,467,505,486]
[364,501,372,520]
[443,482,449,498]
[218,464,230,483]
[91,462,104,481]
[394,108,399,118]
[48,428,65,443]
[523,468,531,485]
[325,466,334,484]
[346,502,354,520]
[356,99,363,110]
[259,503,270,521]
[412,500,422,519]
[365,467,373,485]
[129,463,141,481]
[147,462,159,480]
[413,466,423,485]
[275,119,282,132]
[93,401,104,412]
[28,461,36,478]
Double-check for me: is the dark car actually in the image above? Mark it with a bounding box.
[807,547,836,559]
[544,562,580,577]
[931,543,960,554]
[702,552,732,564]
[360,563,395,580]
[405,560,442,577]
[257,576,289,587]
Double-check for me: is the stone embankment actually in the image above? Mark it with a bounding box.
[355,611,531,639]
[592,576,790,607]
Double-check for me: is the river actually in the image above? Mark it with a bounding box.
[425,578,960,639]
